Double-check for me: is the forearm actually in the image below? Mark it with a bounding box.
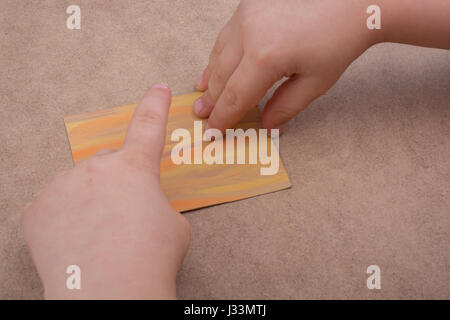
[40,255,178,299]
[377,0,450,49]
[43,270,177,300]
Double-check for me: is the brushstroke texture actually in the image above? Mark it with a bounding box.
[64,92,291,212]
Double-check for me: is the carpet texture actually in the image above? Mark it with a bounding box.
[0,0,449,299]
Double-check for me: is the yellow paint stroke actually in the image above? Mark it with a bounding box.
[64,92,291,212]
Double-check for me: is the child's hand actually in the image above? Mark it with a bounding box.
[21,85,191,299]
[194,0,377,132]
[195,0,449,132]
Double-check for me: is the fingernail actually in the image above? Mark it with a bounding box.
[151,83,169,89]
[193,98,204,115]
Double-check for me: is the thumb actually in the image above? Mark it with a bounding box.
[262,76,326,129]
[122,84,171,165]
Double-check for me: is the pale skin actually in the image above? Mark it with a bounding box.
[22,0,449,299]
[22,85,191,299]
[194,0,450,133]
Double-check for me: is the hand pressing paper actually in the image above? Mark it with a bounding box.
[64,92,291,212]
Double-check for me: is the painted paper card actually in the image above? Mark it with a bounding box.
[64,92,291,212]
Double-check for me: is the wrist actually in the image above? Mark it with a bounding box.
[363,0,450,49]
[361,1,386,47]
[42,262,178,299]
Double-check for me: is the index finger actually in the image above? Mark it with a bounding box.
[206,56,279,133]
[122,84,172,164]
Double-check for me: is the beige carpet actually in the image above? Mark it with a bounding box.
[1,0,449,299]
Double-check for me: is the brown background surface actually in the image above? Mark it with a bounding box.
[1,0,449,299]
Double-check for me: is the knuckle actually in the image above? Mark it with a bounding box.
[222,86,240,112]
[210,68,225,88]
[208,74,225,101]
[120,151,156,173]
[135,108,162,125]
[200,91,214,110]
[211,43,224,62]
[83,158,104,177]
[253,48,275,67]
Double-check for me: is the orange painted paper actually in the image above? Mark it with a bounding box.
[64,92,291,212]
